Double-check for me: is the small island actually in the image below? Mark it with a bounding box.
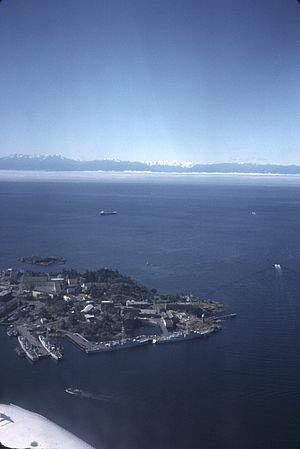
[19,255,66,266]
[0,267,235,361]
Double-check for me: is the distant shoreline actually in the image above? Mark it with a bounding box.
[2,155,300,175]
[0,169,300,176]
[1,170,300,184]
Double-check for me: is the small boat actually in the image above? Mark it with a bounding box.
[100,210,117,216]
[65,387,83,396]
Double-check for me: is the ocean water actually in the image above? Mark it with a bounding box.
[1,175,300,448]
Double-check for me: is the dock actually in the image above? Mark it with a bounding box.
[64,332,107,353]
[64,332,154,354]
[16,325,50,359]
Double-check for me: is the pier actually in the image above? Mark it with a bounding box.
[65,332,96,353]
[16,325,50,359]
[65,332,155,353]
[64,332,112,353]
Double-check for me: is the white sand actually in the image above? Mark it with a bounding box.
[0,403,96,449]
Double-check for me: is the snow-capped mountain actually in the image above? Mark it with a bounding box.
[144,160,195,169]
[0,154,300,174]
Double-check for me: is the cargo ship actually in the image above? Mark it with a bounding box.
[100,210,117,216]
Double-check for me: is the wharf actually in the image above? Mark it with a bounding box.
[16,325,50,359]
[64,332,153,354]
[159,321,169,336]
[65,327,219,353]
[65,332,106,353]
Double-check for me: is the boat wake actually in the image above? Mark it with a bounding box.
[80,391,115,402]
[66,388,116,403]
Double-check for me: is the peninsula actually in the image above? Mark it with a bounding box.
[0,267,235,361]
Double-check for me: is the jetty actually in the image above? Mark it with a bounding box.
[16,325,50,360]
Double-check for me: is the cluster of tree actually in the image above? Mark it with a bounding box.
[157,293,183,302]
[61,268,80,278]
[83,269,155,302]
[83,268,124,283]
[66,309,122,339]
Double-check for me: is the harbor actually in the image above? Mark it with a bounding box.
[5,315,235,362]
[65,332,152,353]
[16,325,49,361]
[7,325,64,362]
[0,266,236,363]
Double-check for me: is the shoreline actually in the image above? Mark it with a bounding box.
[1,170,300,182]
[0,266,227,363]
[0,403,95,449]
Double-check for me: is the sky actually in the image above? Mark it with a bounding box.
[0,0,300,164]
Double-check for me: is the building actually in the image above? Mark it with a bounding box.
[0,290,12,302]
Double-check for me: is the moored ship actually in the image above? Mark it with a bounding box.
[18,336,39,362]
[154,329,213,345]
[112,337,145,350]
[85,336,152,353]
[38,335,63,361]
[135,336,152,345]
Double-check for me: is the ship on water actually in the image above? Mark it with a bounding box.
[18,336,39,362]
[153,329,216,345]
[65,387,83,396]
[106,325,151,351]
[38,335,63,361]
[100,210,117,216]
[111,336,150,350]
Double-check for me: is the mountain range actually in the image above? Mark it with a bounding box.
[0,154,300,174]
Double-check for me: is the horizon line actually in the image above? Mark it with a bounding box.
[2,153,300,167]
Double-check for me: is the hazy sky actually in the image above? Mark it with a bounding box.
[0,0,299,163]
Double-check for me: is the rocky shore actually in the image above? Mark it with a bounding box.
[0,267,235,362]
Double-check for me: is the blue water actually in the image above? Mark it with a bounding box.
[1,176,300,448]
